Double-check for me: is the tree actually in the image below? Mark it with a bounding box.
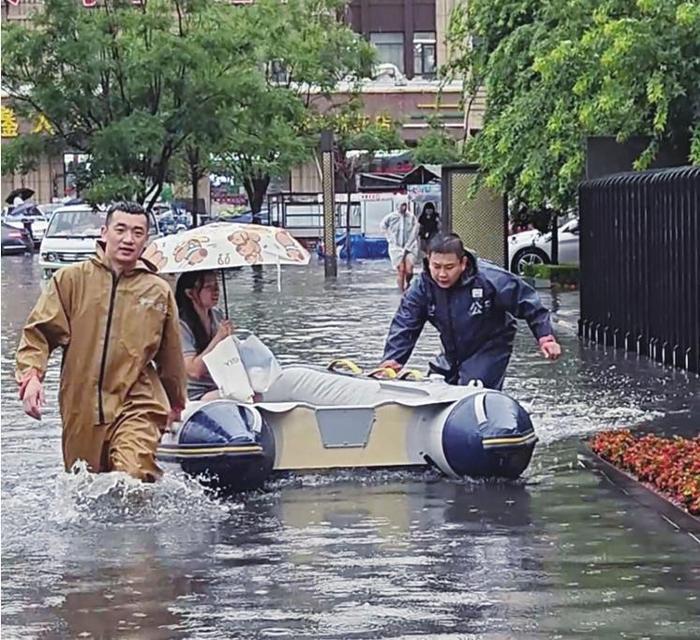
[214,0,375,219]
[2,0,252,207]
[171,108,233,226]
[446,0,700,239]
[214,83,312,220]
[324,101,403,261]
[411,115,462,165]
[172,144,209,227]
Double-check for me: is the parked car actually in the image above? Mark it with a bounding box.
[219,208,271,225]
[37,202,63,219]
[508,217,579,275]
[1,222,31,255]
[39,205,161,278]
[157,209,192,235]
[2,203,48,247]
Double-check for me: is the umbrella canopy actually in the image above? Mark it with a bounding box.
[5,187,35,205]
[142,222,310,274]
[6,202,41,218]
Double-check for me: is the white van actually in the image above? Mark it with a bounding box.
[39,205,161,279]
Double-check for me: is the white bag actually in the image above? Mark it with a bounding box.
[237,334,283,393]
[202,336,255,403]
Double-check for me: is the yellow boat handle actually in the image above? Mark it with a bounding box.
[366,367,398,379]
[397,369,424,381]
[327,359,363,375]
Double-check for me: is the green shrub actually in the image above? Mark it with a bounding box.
[522,263,579,285]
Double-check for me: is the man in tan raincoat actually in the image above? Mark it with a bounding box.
[16,201,187,482]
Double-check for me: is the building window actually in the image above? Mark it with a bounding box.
[414,32,437,78]
[370,32,405,73]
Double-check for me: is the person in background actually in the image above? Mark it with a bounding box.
[417,201,440,254]
[380,201,419,292]
[175,270,235,401]
[16,201,187,482]
[379,233,561,389]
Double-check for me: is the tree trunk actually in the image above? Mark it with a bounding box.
[189,147,200,228]
[243,173,271,224]
[191,165,199,228]
[143,181,164,213]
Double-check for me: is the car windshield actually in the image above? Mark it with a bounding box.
[47,210,106,238]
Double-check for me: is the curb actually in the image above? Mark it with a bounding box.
[578,444,700,542]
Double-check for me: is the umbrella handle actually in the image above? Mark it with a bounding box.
[220,268,229,319]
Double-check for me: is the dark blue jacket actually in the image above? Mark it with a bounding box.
[383,252,553,366]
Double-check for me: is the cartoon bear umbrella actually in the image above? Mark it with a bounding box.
[142,222,310,316]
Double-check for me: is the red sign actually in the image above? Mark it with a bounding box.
[212,194,248,205]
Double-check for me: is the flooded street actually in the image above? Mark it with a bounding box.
[2,253,699,639]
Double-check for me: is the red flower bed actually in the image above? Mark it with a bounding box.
[589,430,700,516]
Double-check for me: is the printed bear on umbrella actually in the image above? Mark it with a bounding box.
[174,237,209,265]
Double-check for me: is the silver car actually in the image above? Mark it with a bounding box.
[508,217,580,275]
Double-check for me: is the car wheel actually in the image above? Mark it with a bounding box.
[511,247,550,275]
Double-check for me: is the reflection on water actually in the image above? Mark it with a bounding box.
[2,254,699,639]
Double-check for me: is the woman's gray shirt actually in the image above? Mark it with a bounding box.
[180,307,224,400]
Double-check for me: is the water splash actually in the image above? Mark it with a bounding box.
[48,461,232,528]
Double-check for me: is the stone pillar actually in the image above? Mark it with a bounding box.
[436,0,461,68]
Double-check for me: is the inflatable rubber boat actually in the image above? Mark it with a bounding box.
[157,363,538,493]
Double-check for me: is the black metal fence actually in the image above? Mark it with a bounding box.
[578,166,700,374]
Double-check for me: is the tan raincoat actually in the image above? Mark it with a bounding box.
[16,243,187,481]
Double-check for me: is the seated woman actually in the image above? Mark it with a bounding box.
[175,270,234,401]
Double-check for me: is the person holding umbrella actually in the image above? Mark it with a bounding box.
[5,187,34,213]
[142,221,310,398]
[175,270,235,401]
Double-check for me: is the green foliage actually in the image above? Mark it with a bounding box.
[2,0,249,205]
[250,0,374,95]
[2,0,375,210]
[411,116,462,165]
[320,99,404,191]
[523,262,579,285]
[446,0,700,210]
[213,0,376,213]
[1,134,49,175]
[213,84,312,212]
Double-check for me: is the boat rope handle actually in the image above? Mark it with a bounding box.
[366,367,398,379]
[397,369,424,381]
[327,359,363,375]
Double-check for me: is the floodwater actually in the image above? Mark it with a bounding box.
[2,253,699,640]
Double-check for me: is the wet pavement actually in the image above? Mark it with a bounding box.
[1,253,699,639]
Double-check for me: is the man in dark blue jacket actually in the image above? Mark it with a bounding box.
[379,234,561,389]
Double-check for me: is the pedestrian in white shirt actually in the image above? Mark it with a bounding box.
[380,202,419,292]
